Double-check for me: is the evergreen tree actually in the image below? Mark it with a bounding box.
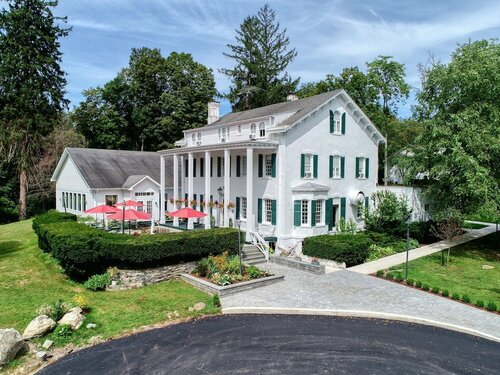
[0,0,70,220]
[221,4,298,111]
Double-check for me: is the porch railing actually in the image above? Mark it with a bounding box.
[248,230,270,261]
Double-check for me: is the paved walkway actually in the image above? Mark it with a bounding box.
[221,263,500,342]
[348,223,497,274]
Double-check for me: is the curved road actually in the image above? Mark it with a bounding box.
[40,315,500,375]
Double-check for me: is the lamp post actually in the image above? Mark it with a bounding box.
[405,214,411,279]
[236,219,243,275]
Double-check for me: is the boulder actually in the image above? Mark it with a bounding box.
[22,315,56,339]
[58,307,85,330]
[0,328,28,366]
[35,351,47,362]
[86,323,97,329]
[42,340,53,350]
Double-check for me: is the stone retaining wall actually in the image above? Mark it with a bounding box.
[270,255,326,274]
[111,262,197,290]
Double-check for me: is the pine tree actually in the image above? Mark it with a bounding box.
[0,0,70,220]
[221,4,298,111]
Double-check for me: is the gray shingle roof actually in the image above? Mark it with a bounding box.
[65,148,173,189]
[207,91,341,127]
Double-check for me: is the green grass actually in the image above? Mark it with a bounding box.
[0,220,219,349]
[389,231,500,305]
[463,222,488,229]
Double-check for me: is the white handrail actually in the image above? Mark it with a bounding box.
[249,230,270,260]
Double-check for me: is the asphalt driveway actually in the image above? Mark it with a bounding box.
[39,315,500,375]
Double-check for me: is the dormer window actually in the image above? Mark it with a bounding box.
[259,122,265,137]
[219,127,229,143]
[250,123,256,136]
[197,132,202,145]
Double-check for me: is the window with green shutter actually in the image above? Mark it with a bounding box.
[217,157,222,177]
[340,197,346,219]
[258,154,263,177]
[236,197,240,219]
[365,158,370,179]
[311,200,317,226]
[271,200,277,225]
[271,153,276,177]
[341,113,346,134]
[294,200,301,226]
[355,157,360,178]
[236,155,241,177]
[313,154,318,178]
[257,198,262,223]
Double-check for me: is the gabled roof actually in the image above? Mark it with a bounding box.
[206,91,341,127]
[51,148,173,189]
[121,175,160,189]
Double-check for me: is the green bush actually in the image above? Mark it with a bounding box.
[475,300,484,308]
[84,273,111,291]
[442,290,449,297]
[395,274,404,282]
[408,221,439,244]
[451,292,460,300]
[212,294,221,307]
[461,294,471,303]
[35,220,239,281]
[415,280,423,288]
[486,302,497,311]
[367,244,395,262]
[422,284,430,291]
[247,266,261,279]
[431,286,440,294]
[32,211,77,252]
[302,234,372,267]
[55,324,73,338]
[376,270,384,277]
[364,231,419,253]
[406,278,414,286]
[385,272,395,280]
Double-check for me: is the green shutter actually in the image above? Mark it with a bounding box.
[185,159,188,177]
[236,155,241,177]
[257,198,262,223]
[365,158,370,178]
[300,154,305,178]
[355,157,360,178]
[329,110,334,133]
[217,157,221,177]
[271,199,277,225]
[341,113,346,134]
[200,158,204,177]
[236,197,240,219]
[341,156,345,178]
[313,155,318,178]
[258,154,263,177]
[311,200,317,226]
[340,197,346,219]
[271,153,277,177]
[325,198,333,231]
[193,159,197,177]
[329,155,333,178]
[294,200,301,226]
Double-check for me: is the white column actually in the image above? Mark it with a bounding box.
[204,151,211,229]
[160,155,166,224]
[223,149,230,227]
[173,154,179,227]
[187,152,194,229]
[277,144,285,247]
[246,147,254,240]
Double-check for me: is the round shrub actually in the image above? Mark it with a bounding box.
[431,287,440,294]
[451,292,460,300]
[212,294,221,308]
[376,270,384,277]
[385,272,395,280]
[406,278,414,286]
[395,274,404,282]
[415,280,423,288]
[486,302,497,312]
[475,300,484,308]
[442,290,450,297]
[422,284,430,291]
[84,273,111,291]
[461,294,471,304]
[302,234,372,267]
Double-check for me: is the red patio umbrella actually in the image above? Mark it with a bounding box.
[168,207,207,218]
[107,209,152,234]
[114,200,145,233]
[84,204,118,226]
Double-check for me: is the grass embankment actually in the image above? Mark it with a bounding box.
[0,220,219,348]
[388,231,500,305]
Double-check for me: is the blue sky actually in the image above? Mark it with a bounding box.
[7,0,500,117]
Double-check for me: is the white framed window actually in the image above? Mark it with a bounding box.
[146,201,153,214]
[250,123,256,137]
[137,201,144,212]
[259,122,265,137]
[219,127,227,143]
[332,155,341,178]
[315,200,324,225]
[197,132,202,145]
[241,197,247,219]
[135,192,154,196]
[304,154,313,179]
[301,200,309,225]
[191,133,196,146]
[333,111,341,134]
[105,194,117,207]
[358,157,366,179]
[265,154,273,176]
[242,156,247,176]
[264,199,272,223]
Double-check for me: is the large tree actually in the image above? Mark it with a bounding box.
[221,4,298,111]
[413,40,500,215]
[73,49,216,151]
[0,0,69,220]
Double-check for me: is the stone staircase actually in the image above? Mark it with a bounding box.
[241,244,266,265]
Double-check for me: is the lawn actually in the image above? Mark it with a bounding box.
[463,222,488,229]
[0,220,220,349]
[388,231,500,305]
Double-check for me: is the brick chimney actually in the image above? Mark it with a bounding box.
[207,102,220,124]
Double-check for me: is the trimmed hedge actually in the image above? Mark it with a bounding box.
[303,234,371,267]
[33,212,239,281]
[32,211,77,252]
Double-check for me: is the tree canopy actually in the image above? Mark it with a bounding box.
[73,48,216,151]
[221,4,298,111]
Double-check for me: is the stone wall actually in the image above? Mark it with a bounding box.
[111,262,197,290]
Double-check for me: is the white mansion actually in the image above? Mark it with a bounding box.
[158,90,385,248]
